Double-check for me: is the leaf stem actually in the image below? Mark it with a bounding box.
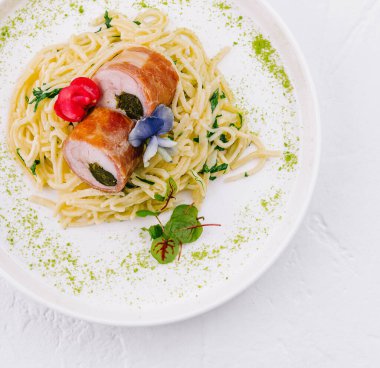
[185,224,221,230]
[178,243,183,261]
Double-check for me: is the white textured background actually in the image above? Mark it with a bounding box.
[1,0,380,366]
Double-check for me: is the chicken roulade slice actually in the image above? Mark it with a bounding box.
[63,107,142,193]
[93,46,179,119]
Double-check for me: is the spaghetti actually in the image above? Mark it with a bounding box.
[8,9,279,227]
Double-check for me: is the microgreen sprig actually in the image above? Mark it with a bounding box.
[28,86,62,112]
[138,203,221,264]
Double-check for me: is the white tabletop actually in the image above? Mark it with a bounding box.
[1,0,379,366]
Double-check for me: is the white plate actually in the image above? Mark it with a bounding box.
[0,0,320,326]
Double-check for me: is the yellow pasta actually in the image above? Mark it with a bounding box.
[8,9,279,227]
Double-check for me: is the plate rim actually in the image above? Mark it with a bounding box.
[0,0,321,326]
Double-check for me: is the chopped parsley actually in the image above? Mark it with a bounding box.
[215,133,229,151]
[207,114,222,138]
[193,137,200,143]
[210,163,228,173]
[136,176,155,185]
[16,148,24,163]
[104,10,112,28]
[124,182,138,191]
[230,113,243,130]
[133,20,141,25]
[16,148,41,176]
[30,160,40,176]
[28,87,62,112]
[209,89,219,112]
[200,162,228,174]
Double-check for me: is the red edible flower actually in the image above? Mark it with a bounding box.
[54,77,101,122]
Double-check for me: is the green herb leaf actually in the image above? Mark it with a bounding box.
[219,133,228,143]
[165,215,203,244]
[209,89,219,113]
[193,137,199,143]
[237,113,243,129]
[200,162,228,175]
[144,224,163,239]
[136,176,155,185]
[207,114,222,138]
[150,236,180,264]
[229,113,243,130]
[166,177,177,198]
[210,176,217,181]
[125,182,137,189]
[30,160,40,176]
[154,193,166,202]
[133,20,141,25]
[200,164,210,174]
[28,87,62,112]
[136,210,160,218]
[170,204,198,220]
[220,91,226,99]
[213,115,222,128]
[215,133,229,151]
[210,163,228,173]
[104,10,112,28]
[156,177,177,210]
[95,27,102,33]
[16,148,25,164]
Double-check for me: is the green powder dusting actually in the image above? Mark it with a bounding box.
[279,151,298,172]
[134,0,151,9]
[192,250,208,261]
[252,34,293,93]
[213,1,231,10]
[260,190,283,213]
[260,199,269,212]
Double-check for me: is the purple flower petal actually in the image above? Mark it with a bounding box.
[152,104,174,135]
[129,117,164,147]
[143,136,158,167]
[157,147,173,163]
[157,137,177,148]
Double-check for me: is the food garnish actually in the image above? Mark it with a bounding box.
[139,204,221,264]
[27,86,62,112]
[104,10,112,28]
[209,89,220,112]
[54,77,101,122]
[129,104,177,167]
[16,148,40,176]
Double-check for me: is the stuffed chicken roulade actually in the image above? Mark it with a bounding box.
[63,107,142,193]
[93,46,179,119]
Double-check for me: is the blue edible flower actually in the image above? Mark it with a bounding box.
[129,104,177,167]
